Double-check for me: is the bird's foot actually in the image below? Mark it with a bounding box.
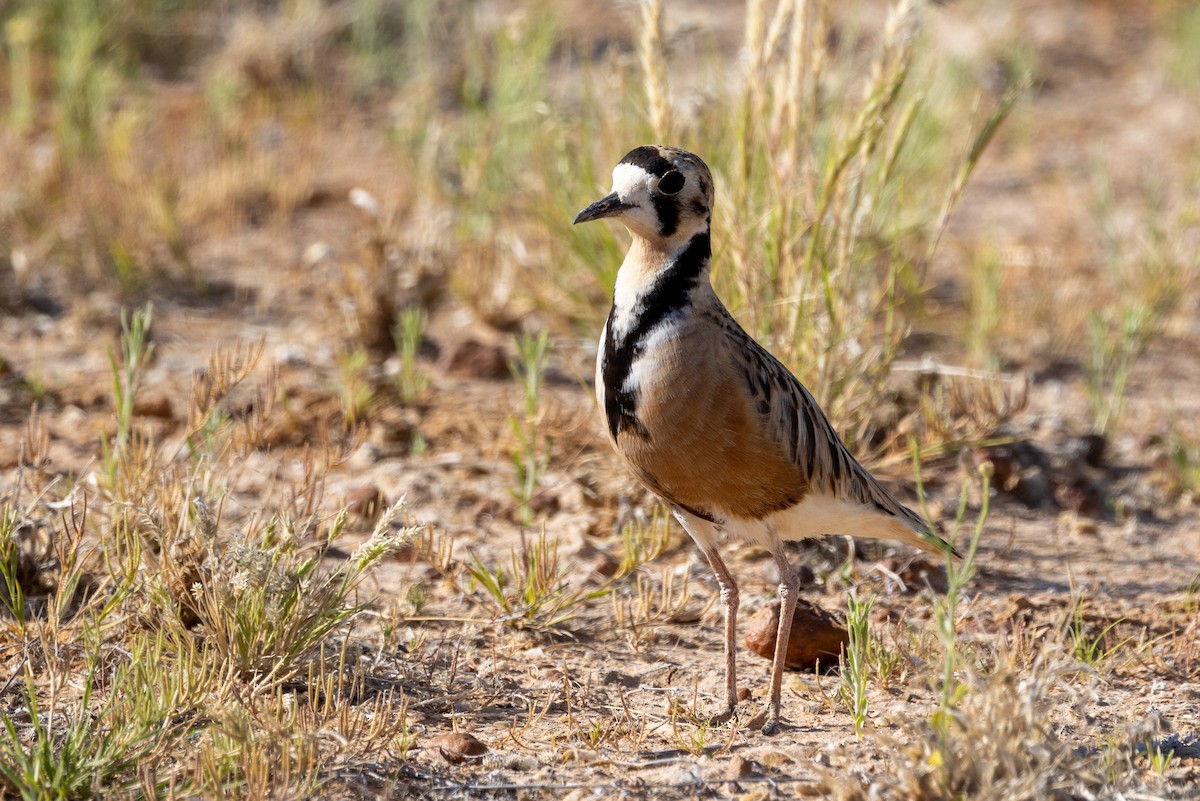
[758,705,784,736]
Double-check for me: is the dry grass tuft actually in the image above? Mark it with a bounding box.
[895,661,1097,800]
[213,0,348,94]
[825,656,1162,801]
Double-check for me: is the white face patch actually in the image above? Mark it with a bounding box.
[608,163,664,240]
[611,162,655,197]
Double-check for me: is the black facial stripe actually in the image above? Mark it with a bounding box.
[618,148,693,237]
[652,194,680,237]
[601,231,712,440]
[619,146,674,178]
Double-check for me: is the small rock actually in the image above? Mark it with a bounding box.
[1054,482,1106,518]
[348,187,381,218]
[1011,467,1054,508]
[446,339,509,380]
[1074,433,1107,468]
[743,598,848,671]
[601,670,639,688]
[570,539,621,579]
[529,492,560,516]
[302,241,335,268]
[1000,594,1038,624]
[727,755,754,780]
[472,497,509,527]
[369,413,417,452]
[427,732,488,764]
[133,392,174,420]
[346,485,385,520]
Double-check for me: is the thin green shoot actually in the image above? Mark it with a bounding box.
[393,306,429,405]
[1066,593,1130,668]
[108,303,155,455]
[466,528,610,633]
[508,330,553,527]
[928,451,990,735]
[841,589,876,738]
[1145,740,1177,776]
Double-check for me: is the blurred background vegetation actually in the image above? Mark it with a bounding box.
[1,0,1194,447]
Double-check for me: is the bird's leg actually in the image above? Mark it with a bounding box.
[698,543,739,722]
[763,542,798,735]
[672,511,738,723]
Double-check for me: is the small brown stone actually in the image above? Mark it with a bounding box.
[133,392,174,419]
[743,598,848,671]
[999,594,1038,624]
[427,732,488,764]
[727,755,754,780]
[528,492,561,516]
[472,497,509,526]
[1011,467,1054,508]
[569,539,621,579]
[369,407,418,451]
[1075,433,1107,468]
[446,339,509,380]
[536,667,568,688]
[1054,482,1106,518]
[346,485,385,520]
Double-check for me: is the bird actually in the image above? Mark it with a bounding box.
[573,145,951,735]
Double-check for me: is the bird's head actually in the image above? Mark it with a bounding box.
[574,146,714,247]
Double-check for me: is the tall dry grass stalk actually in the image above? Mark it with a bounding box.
[381,0,1016,460]
[698,0,1022,452]
[639,0,673,142]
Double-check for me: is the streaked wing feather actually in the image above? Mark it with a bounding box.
[725,324,951,554]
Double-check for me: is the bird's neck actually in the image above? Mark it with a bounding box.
[609,229,712,344]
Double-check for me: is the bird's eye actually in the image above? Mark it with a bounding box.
[659,170,685,195]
